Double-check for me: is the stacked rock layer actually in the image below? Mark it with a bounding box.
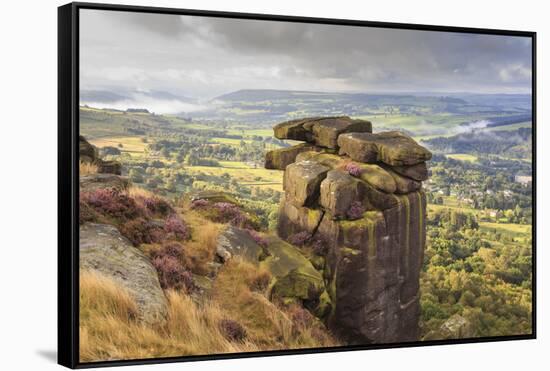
[265,116,432,344]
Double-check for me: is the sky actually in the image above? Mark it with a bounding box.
[80,9,532,111]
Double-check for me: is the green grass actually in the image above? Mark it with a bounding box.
[428,197,531,241]
[185,161,283,191]
[88,136,147,157]
[226,128,273,137]
[211,137,254,145]
[427,202,476,215]
[445,153,478,163]
[479,222,531,236]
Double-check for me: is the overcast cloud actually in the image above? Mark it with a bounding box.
[80,9,532,106]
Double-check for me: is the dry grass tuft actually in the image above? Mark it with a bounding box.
[80,161,98,176]
[212,259,338,349]
[126,186,156,199]
[79,270,258,362]
[79,190,339,362]
[180,211,223,274]
[80,262,339,362]
[80,270,138,322]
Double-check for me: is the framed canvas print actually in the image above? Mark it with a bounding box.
[58,2,536,368]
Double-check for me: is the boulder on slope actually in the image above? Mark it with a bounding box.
[79,223,168,325]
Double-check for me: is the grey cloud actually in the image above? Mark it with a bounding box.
[115,11,188,36]
[79,9,532,100]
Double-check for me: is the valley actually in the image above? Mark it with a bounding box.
[80,89,533,340]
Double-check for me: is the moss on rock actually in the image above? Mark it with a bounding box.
[314,290,333,318]
[261,237,328,314]
[384,166,422,194]
[354,163,397,193]
[284,160,330,207]
[265,143,322,170]
[338,131,432,166]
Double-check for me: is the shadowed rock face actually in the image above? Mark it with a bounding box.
[283,161,330,207]
[320,170,366,219]
[79,136,122,175]
[392,162,429,181]
[277,195,324,240]
[79,135,98,162]
[79,223,168,325]
[267,116,432,344]
[265,143,323,170]
[384,166,422,194]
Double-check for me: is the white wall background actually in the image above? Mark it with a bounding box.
[0,0,545,369]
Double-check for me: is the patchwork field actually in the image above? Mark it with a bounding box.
[89,136,148,155]
[445,153,479,162]
[185,161,283,192]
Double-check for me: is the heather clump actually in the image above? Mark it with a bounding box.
[288,231,312,246]
[346,201,365,220]
[344,162,362,177]
[164,214,190,241]
[80,188,144,222]
[190,198,259,230]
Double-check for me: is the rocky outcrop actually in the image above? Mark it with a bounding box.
[273,116,372,148]
[260,236,331,318]
[213,224,331,318]
[185,190,239,205]
[284,161,330,207]
[266,116,431,345]
[79,223,168,325]
[337,131,432,166]
[423,314,474,340]
[79,135,122,175]
[80,173,130,192]
[265,143,323,170]
[215,225,265,263]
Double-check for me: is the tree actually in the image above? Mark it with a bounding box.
[128,169,144,183]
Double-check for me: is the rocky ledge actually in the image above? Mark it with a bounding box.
[80,135,122,175]
[266,116,432,344]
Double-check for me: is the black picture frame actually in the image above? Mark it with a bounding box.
[58,2,537,368]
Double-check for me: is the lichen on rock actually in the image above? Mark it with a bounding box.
[265,143,323,170]
[79,223,168,325]
[283,160,330,207]
[337,131,432,166]
[274,116,372,148]
[215,225,265,264]
[261,236,331,317]
[265,116,432,344]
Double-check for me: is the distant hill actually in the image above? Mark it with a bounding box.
[214,89,350,102]
[202,89,531,124]
[422,127,532,159]
[81,89,196,104]
[213,89,469,105]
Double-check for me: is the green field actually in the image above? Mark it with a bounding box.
[445,153,479,162]
[89,136,147,156]
[479,221,532,236]
[428,195,531,242]
[226,128,273,137]
[185,161,283,192]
